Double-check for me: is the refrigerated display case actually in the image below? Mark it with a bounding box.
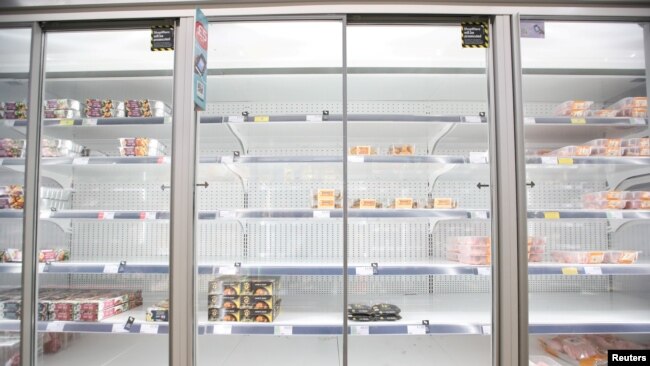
[519,21,650,364]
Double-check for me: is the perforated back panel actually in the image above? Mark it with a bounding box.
[527,181,607,210]
[73,183,170,211]
[612,222,650,293]
[431,181,490,209]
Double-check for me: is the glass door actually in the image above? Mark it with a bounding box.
[195,19,344,366]
[0,26,32,366]
[519,20,650,364]
[345,20,493,365]
[35,25,175,365]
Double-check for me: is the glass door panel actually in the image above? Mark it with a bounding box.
[520,20,650,364]
[346,21,492,366]
[0,27,32,366]
[36,27,174,365]
[196,20,344,366]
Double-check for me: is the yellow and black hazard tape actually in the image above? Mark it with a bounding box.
[151,25,174,51]
[461,22,489,48]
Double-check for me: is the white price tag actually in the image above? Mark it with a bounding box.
[141,212,157,220]
[356,266,374,276]
[465,116,482,123]
[99,211,115,220]
[407,325,427,335]
[477,267,491,276]
[221,156,234,164]
[84,119,97,126]
[103,263,120,274]
[212,324,232,335]
[482,325,492,335]
[112,323,129,333]
[228,116,245,123]
[40,210,52,219]
[630,118,646,125]
[46,322,65,332]
[523,117,536,125]
[469,152,488,164]
[313,210,330,219]
[474,211,489,219]
[4,120,15,127]
[607,211,624,220]
[348,156,364,163]
[306,114,322,122]
[73,157,89,165]
[0,159,3,166]
[218,266,238,275]
[274,325,293,336]
[140,324,159,334]
[584,266,602,275]
[541,157,558,165]
[351,325,369,335]
[219,211,237,219]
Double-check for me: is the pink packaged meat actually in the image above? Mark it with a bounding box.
[553,100,594,116]
[602,251,640,264]
[551,250,605,264]
[546,145,593,157]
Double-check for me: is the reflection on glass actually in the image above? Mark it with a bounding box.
[521,21,650,364]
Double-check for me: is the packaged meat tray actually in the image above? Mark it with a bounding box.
[623,138,650,148]
[457,253,490,265]
[1,101,27,111]
[124,99,169,111]
[388,197,419,209]
[602,250,640,264]
[85,99,124,110]
[43,109,80,119]
[585,109,619,117]
[583,191,632,202]
[0,110,28,120]
[624,146,650,156]
[553,100,594,116]
[631,191,650,200]
[551,250,605,264]
[540,336,606,365]
[618,107,647,118]
[43,99,80,111]
[85,108,125,118]
[119,137,166,152]
[312,189,342,209]
[585,138,622,148]
[607,96,647,110]
[627,200,650,209]
[351,198,382,209]
[349,145,377,155]
[119,146,165,157]
[582,200,628,209]
[546,145,593,157]
[125,108,169,118]
[529,355,562,366]
[585,334,647,351]
[424,198,457,209]
[387,144,415,155]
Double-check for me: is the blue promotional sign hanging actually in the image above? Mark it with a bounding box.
[193,8,208,111]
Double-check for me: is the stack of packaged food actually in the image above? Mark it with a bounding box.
[553,97,647,118]
[583,190,650,210]
[446,236,491,265]
[125,99,171,118]
[312,189,342,209]
[347,303,402,322]
[545,138,649,157]
[41,139,86,157]
[0,101,28,120]
[528,237,546,262]
[85,99,125,118]
[43,99,81,119]
[0,185,24,210]
[118,137,167,157]
[551,250,640,264]
[146,299,169,322]
[540,334,649,365]
[0,248,69,263]
[0,139,24,158]
[348,144,416,156]
[0,288,142,322]
[207,276,281,322]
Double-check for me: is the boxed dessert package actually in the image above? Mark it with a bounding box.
[146,299,169,322]
[85,99,125,110]
[208,294,276,309]
[1,101,27,111]
[208,276,281,322]
[124,99,171,118]
[118,137,167,157]
[312,189,342,209]
[44,109,80,119]
[351,198,382,209]
[0,110,28,120]
[425,198,457,209]
[0,139,25,158]
[388,197,418,209]
[0,185,24,209]
[85,108,125,118]
[387,144,414,155]
[208,304,282,322]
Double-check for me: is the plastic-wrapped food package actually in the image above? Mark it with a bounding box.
[619,107,648,117]
[0,185,24,209]
[85,99,124,110]
[553,100,594,116]
[458,253,490,265]
[0,138,25,158]
[585,109,619,117]
[41,139,85,157]
[312,189,342,209]
[387,144,415,155]
[118,138,167,157]
[627,200,650,209]
[1,101,27,111]
[388,197,420,209]
[124,99,171,118]
[608,96,647,110]
[585,139,622,148]
[623,138,650,148]
[126,108,169,118]
[582,200,627,209]
[632,191,650,200]
[546,145,593,157]
[624,146,650,156]
[540,336,607,365]
[424,198,457,209]
[350,198,382,209]
[85,108,125,118]
[349,146,377,155]
[602,251,640,264]
[0,110,28,120]
[43,99,80,111]
[551,250,605,264]
[44,109,80,119]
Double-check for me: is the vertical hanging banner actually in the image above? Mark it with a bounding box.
[193,8,209,111]
[461,22,489,48]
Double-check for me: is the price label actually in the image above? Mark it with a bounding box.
[103,263,120,274]
[274,325,293,336]
[562,267,579,275]
[313,210,330,219]
[558,158,574,165]
[356,266,374,276]
[4,120,15,127]
[228,116,244,123]
[140,324,159,334]
[219,211,237,219]
[221,156,234,164]
[40,210,52,219]
[46,322,65,332]
[84,119,97,126]
[58,119,74,126]
[584,266,602,275]
[474,211,489,219]
[541,157,558,165]
[482,325,492,335]
[630,118,646,126]
[99,212,115,220]
[254,115,269,123]
[607,211,624,220]
[469,152,488,164]
[306,115,322,122]
[407,325,427,335]
[477,267,491,276]
[212,324,232,334]
[465,116,482,123]
[348,156,364,163]
[112,323,129,333]
[0,159,4,166]
[351,325,369,335]
[544,211,560,220]
[157,156,171,164]
[523,117,536,124]
[570,118,586,125]
[73,157,89,165]
[218,266,238,275]
[140,212,157,220]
